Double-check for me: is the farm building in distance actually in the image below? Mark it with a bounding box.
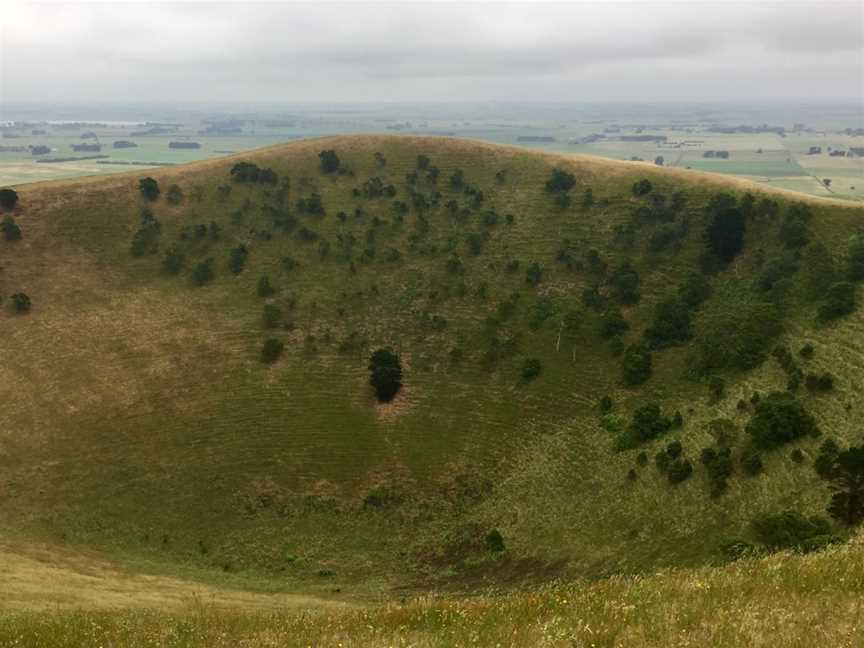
[169,141,201,149]
[113,140,138,148]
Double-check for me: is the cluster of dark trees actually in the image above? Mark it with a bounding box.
[230,162,277,184]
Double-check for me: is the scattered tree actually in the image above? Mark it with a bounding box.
[191,258,215,286]
[622,344,652,386]
[818,281,857,321]
[823,445,864,526]
[1,216,21,241]
[0,188,18,210]
[261,338,284,364]
[521,358,542,382]
[368,348,403,402]
[138,177,160,201]
[746,391,819,450]
[257,275,275,297]
[229,245,249,274]
[319,150,340,173]
[11,292,31,313]
[545,168,576,193]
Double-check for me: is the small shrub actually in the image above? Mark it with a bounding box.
[623,403,671,448]
[525,262,543,287]
[814,438,840,478]
[799,343,814,359]
[599,310,629,340]
[257,276,275,298]
[701,446,734,497]
[1,216,21,241]
[521,358,542,382]
[262,304,282,329]
[11,292,31,313]
[632,179,653,196]
[667,458,693,484]
[191,258,215,286]
[165,184,184,205]
[485,529,506,553]
[599,395,613,413]
[261,338,284,364]
[818,281,857,321]
[162,247,184,274]
[741,447,764,476]
[805,372,834,393]
[636,451,648,467]
[708,376,725,403]
[229,245,249,274]
[666,440,683,459]
[790,448,805,463]
[622,344,652,386]
[545,168,576,193]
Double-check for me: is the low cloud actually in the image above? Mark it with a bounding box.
[2,1,861,104]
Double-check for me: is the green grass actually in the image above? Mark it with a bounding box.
[1,135,863,601]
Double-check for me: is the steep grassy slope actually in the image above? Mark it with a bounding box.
[1,135,863,595]
[4,530,864,647]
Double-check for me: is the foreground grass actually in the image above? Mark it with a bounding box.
[3,532,862,648]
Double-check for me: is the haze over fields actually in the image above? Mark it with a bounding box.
[2,2,864,646]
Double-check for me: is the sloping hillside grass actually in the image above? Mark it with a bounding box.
[1,135,863,593]
[3,530,863,647]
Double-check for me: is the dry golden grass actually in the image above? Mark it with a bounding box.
[0,540,352,612]
[2,531,862,647]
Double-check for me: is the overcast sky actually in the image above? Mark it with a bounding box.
[2,1,862,106]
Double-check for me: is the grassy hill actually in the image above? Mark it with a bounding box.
[2,135,864,602]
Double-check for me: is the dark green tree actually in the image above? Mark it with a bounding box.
[1,216,21,241]
[261,338,284,364]
[818,282,857,321]
[485,529,505,553]
[262,303,282,329]
[229,245,249,274]
[521,358,542,382]
[632,179,653,196]
[608,261,640,305]
[191,258,215,286]
[622,344,652,386]
[0,188,18,210]
[318,150,340,173]
[368,348,403,402]
[138,177,160,201]
[545,168,576,193]
[704,205,746,264]
[162,247,184,274]
[746,392,819,450]
[257,275,275,297]
[823,445,864,526]
[11,292,31,313]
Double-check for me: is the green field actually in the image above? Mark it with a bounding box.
[2,135,864,641]
[3,105,863,201]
